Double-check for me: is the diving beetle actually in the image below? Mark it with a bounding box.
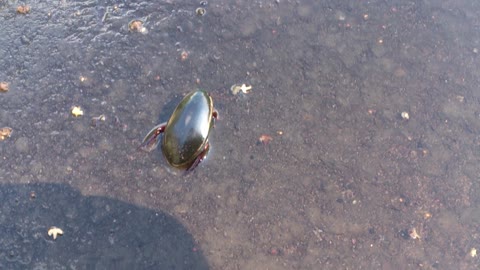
[140,90,218,172]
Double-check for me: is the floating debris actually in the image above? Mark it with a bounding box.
[401,111,410,120]
[408,228,420,240]
[470,248,477,258]
[0,127,13,140]
[0,82,9,92]
[128,20,147,33]
[71,106,84,117]
[48,226,63,240]
[91,114,106,127]
[180,50,189,61]
[196,7,206,16]
[422,211,432,219]
[231,83,252,95]
[16,5,30,14]
[258,134,273,145]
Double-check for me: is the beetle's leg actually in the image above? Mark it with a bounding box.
[212,109,219,127]
[138,122,167,152]
[185,142,210,174]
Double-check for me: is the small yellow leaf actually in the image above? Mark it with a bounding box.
[0,127,12,140]
[0,82,9,92]
[71,106,84,117]
[470,248,477,258]
[48,226,64,240]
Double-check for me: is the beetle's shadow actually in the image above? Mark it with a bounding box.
[156,94,185,124]
[0,182,210,270]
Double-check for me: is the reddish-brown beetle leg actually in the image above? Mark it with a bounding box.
[185,142,210,174]
[139,122,167,152]
[212,109,219,127]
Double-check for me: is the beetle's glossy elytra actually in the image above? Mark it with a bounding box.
[140,90,218,172]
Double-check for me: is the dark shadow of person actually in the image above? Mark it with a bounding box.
[0,183,210,270]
